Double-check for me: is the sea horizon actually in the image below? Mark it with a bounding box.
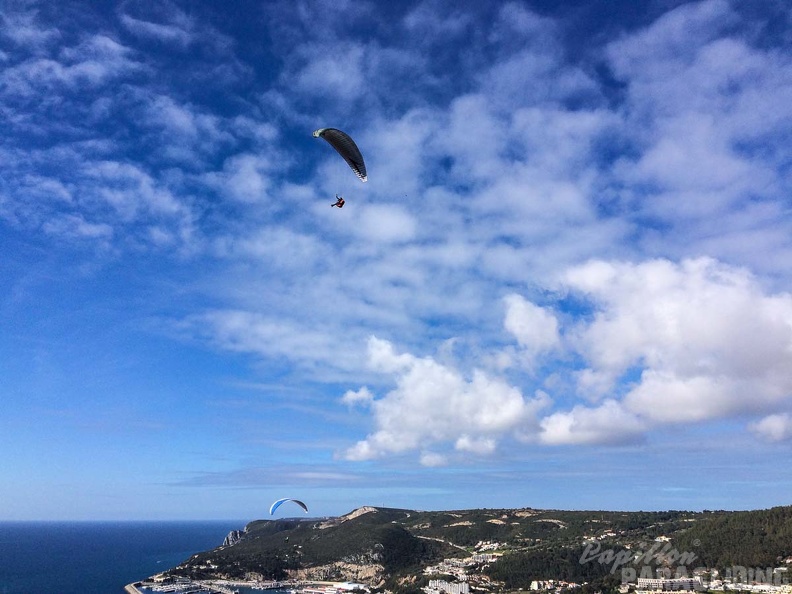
[0,520,245,594]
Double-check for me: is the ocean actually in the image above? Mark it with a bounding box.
[0,521,243,594]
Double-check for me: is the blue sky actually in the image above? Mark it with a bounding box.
[2,0,792,521]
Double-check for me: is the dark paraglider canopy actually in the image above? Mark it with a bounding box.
[313,128,367,182]
[269,497,309,515]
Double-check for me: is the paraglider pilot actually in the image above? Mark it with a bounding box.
[332,194,345,208]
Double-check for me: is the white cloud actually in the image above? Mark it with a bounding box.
[209,153,274,204]
[353,204,418,244]
[340,256,792,459]
[213,226,323,268]
[18,175,73,205]
[403,1,472,39]
[118,0,237,58]
[419,451,448,467]
[503,293,561,366]
[607,0,737,83]
[59,35,140,81]
[290,42,367,102]
[84,160,185,219]
[455,435,497,455]
[119,12,193,47]
[625,372,740,424]
[539,399,646,446]
[343,337,549,462]
[604,0,792,276]
[367,108,440,196]
[509,106,619,177]
[342,387,374,406]
[142,94,233,163]
[627,115,764,212]
[0,6,60,51]
[481,3,599,108]
[231,116,279,146]
[0,141,199,251]
[1,34,142,97]
[41,214,113,241]
[437,94,507,183]
[198,310,328,355]
[750,413,792,443]
[185,309,369,381]
[564,258,792,422]
[367,337,415,374]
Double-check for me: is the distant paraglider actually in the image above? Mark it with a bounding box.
[269,498,309,516]
[313,128,367,183]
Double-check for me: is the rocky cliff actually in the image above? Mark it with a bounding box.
[222,528,245,547]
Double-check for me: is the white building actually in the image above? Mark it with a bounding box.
[427,580,469,594]
[637,577,701,591]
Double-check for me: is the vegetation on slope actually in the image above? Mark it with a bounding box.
[672,506,792,569]
[166,504,792,591]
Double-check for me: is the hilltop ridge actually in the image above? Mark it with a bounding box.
[163,505,792,594]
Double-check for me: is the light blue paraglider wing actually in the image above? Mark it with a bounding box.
[269,498,308,515]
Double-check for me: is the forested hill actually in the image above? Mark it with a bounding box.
[167,505,792,592]
[673,506,792,568]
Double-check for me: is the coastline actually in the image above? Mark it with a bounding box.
[120,579,365,594]
[0,521,243,594]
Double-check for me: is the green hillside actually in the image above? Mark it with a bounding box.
[672,506,792,569]
[164,505,792,593]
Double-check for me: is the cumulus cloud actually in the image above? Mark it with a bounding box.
[455,435,497,455]
[750,413,792,443]
[343,336,549,464]
[564,257,792,422]
[539,399,646,446]
[342,387,374,406]
[503,293,561,366]
[341,257,792,457]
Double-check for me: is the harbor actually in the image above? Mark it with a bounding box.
[125,579,360,594]
[125,580,281,594]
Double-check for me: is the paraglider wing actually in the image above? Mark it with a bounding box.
[313,128,367,182]
[269,498,309,516]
